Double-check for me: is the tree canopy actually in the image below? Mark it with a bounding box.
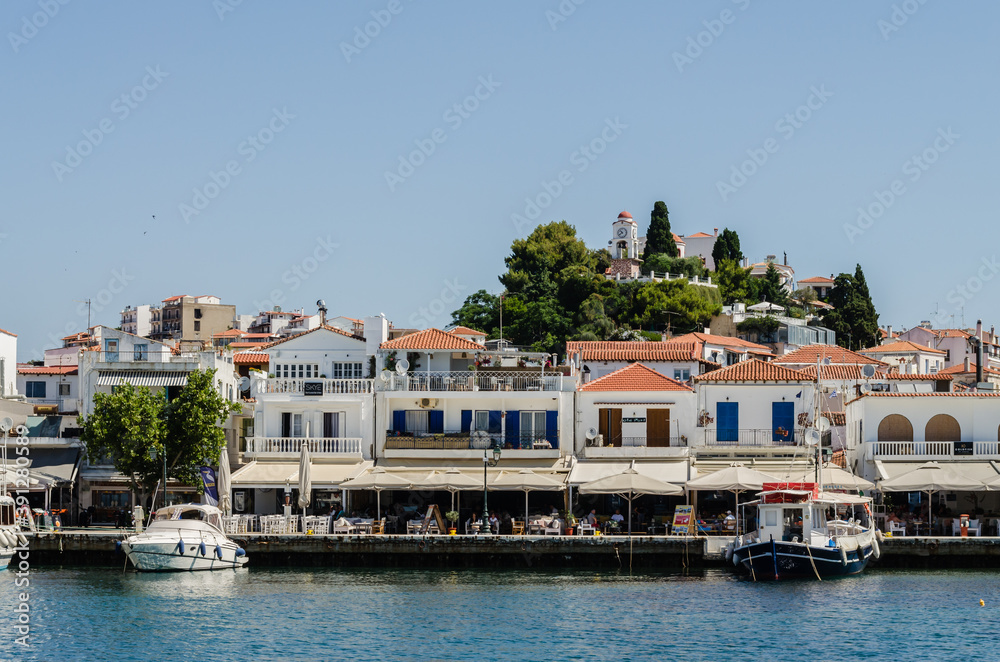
[821,264,880,350]
[758,263,789,307]
[642,201,678,259]
[79,368,240,504]
[711,228,743,266]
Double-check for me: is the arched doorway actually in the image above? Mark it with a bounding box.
[925,414,960,441]
[878,414,913,441]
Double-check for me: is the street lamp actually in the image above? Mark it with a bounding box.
[482,445,502,534]
[148,446,166,510]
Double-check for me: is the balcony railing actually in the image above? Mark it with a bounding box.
[591,436,687,448]
[870,440,999,459]
[260,378,373,395]
[703,428,803,448]
[94,351,195,363]
[385,430,558,451]
[382,371,567,392]
[245,437,362,456]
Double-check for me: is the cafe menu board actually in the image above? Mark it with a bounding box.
[671,505,693,535]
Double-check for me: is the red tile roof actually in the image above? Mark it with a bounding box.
[798,276,834,284]
[694,359,813,383]
[617,211,633,219]
[213,329,245,338]
[685,232,715,238]
[566,341,701,363]
[0,328,16,337]
[860,340,947,355]
[863,392,1000,398]
[935,328,971,339]
[665,332,774,356]
[798,364,868,381]
[885,372,953,381]
[821,411,846,426]
[448,326,487,337]
[161,295,187,302]
[233,352,269,365]
[17,365,77,375]
[673,233,685,244]
[580,362,692,392]
[879,328,899,339]
[938,362,1000,377]
[262,324,362,349]
[227,342,260,349]
[775,344,885,366]
[381,328,485,351]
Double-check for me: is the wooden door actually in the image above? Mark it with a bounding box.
[598,408,623,447]
[646,409,671,447]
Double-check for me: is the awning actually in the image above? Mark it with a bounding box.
[692,458,814,479]
[876,460,999,485]
[232,460,371,488]
[26,448,81,485]
[97,371,189,387]
[568,461,691,486]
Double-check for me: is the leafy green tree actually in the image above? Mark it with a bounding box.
[79,383,166,506]
[162,369,242,490]
[716,259,759,305]
[642,201,678,259]
[792,287,817,315]
[711,228,743,266]
[821,264,880,350]
[758,263,789,306]
[450,289,500,336]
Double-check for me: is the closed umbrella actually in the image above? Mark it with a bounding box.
[218,447,232,516]
[340,467,413,520]
[491,469,566,526]
[297,443,312,527]
[686,463,779,536]
[879,461,986,534]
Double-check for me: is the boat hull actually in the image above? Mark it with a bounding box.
[122,537,247,572]
[732,539,873,580]
[0,546,15,571]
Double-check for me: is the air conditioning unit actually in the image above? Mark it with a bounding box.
[419,398,438,408]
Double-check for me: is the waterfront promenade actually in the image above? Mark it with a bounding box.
[22,529,1000,569]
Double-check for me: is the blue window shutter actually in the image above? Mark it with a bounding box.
[717,402,738,442]
[546,410,558,448]
[428,410,444,434]
[772,402,794,443]
[461,410,472,433]
[392,410,406,433]
[488,411,502,434]
[505,411,520,448]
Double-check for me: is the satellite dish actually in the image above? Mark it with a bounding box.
[823,357,832,365]
[585,428,599,440]
[395,359,409,374]
[817,417,831,432]
[238,376,251,390]
[861,383,872,393]
[379,370,393,383]
[805,429,821,446]
[862,364,876,378]
[15,425,28,436]
[0,418,12,433]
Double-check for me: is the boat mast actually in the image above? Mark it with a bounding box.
[814,355,823,493]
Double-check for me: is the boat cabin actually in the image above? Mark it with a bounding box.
[0,496,15,527]
[747,482,871,545]
[154,504,224,531]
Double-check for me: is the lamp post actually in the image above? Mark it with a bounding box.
[482,445,501,534]
[148,446,166,511]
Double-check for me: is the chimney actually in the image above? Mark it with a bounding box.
[713,228,718,236]
[887,325,892,339]
[964,356,971,372]
[364,314,389,360]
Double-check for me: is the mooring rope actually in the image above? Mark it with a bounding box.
[805,541,823,581]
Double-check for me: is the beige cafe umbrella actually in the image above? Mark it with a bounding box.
[879,461,986,534]
[793,463,875,492]
[579,464,683,536]
[297,443,312,528]
[340,467,413,520]
[218,447,232,516]
[490,469,566,526]
[416,468,483,515]
[686,463,779,536]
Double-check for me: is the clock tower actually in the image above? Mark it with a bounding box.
[607,210,642,279]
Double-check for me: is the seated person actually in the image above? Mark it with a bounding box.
[723,510,736,530]
[586,509,598,528]
[611,509,625,525]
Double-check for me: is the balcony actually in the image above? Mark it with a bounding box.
[583,435,688,459]
[94,350,196,364]
[380,370,570,393]
[244,436,363,458]
[258,378,373,396]
[702,428,804,448]
[869,440,1000,460]
[384,430,558,451]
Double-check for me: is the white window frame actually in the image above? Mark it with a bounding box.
[520,411,546,440]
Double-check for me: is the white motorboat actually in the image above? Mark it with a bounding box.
[0,494,30,571]
[121,503,248,572]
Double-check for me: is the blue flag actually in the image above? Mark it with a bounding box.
[200,466,219,506]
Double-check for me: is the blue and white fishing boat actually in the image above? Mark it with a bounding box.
[121,503,247,572]
[728,482,879,580]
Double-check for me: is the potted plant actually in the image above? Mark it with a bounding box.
[445,510,459,535]
[562,511,577,535]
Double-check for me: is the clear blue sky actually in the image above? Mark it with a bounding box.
[4,1,998,359]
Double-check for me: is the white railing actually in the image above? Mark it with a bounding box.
[245,437,363,455]
[870,440,1000,458]
[261,378,373,395]
[382,371,566,392]
[703,428,803,447]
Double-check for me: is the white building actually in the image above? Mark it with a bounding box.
[680,230,718,270]
[17,365,79,414]
[566,341,712,383]
[859,340,947,375]
[120,304,152,338]
[0,327,16,397]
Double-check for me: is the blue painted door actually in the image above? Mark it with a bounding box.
[717,402,738,442]
[772,402,794,443]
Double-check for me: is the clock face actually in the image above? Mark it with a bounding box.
[617,227,627,237]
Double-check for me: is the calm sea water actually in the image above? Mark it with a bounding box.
[1,565,998,661]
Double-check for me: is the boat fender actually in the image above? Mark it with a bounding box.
[872,538,881,560]
[16,533,28,547]
[875,529,884,543]
[216,545,224,560]
[724,545,733,562]
[199,541,207,557]
[235,547,246,557]
[840,547,848,567]
[177,539,185,555]
[0,531,15,548]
